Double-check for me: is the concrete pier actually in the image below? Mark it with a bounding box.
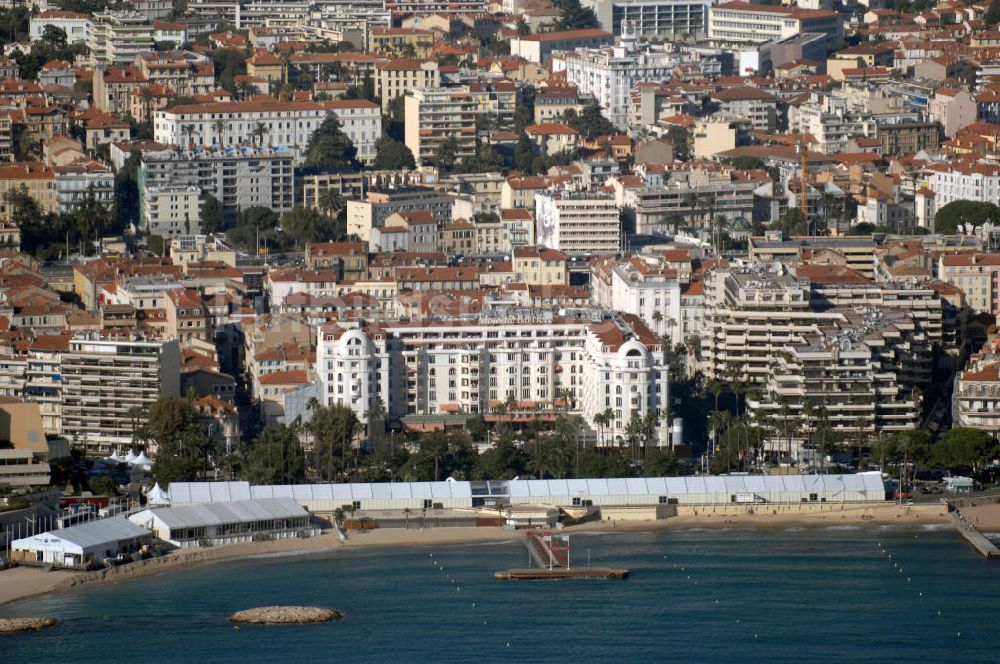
[949,510,1000,559]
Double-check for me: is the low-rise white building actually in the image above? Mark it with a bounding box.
[30,10,90,44]
[11,518,152,569]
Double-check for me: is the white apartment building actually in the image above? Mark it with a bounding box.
[924,162,1000,209]
[592,254,683,344]
[404,87,477,166]
[30,10,89,44]
[586,0,710,38]
[535,191,621,256]
[323,100,381,165]
[708,2,843,46]
[60,335,181,455]
[953,362,1000,437]
[317,313,670,447]
[142,185,202,238]
[153,100,328,159]
[87,12,157,66]
[53,162,115,213]
[560,41,681,128]
[139,144,295,219]
[789,92,877,154]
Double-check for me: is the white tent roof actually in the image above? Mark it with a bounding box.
[168,473,885,504]
[147,482,170,506]
[132,451,154,466]
[107,450,123,462]
[12,517,150,553]
[132,498,306,530]
[124,449,137,463]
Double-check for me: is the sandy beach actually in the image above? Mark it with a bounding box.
[0,501,951,609]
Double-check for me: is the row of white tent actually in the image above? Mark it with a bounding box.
[106,449,155,467]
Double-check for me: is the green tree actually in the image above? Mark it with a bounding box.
[306,403,358,481]
[302,116,360,171]
[474,438,528,480]
[243,426,306,484]
[147,234,166,256]
[931,428,999,471]
[42,25,67,49]
[644,446,680,476]
[779,207,808,238]
[933,200,1000,234]
[555,0,599,30]
[666,125,690,162]
[432,136,460,172]
[987,0,1000,26]
[563,102,616,140]
[281,206,339,249]
[373,136,416,170]
[514,133,537,174]
[200,193,224,233]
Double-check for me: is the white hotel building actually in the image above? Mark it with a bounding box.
[317,314,671,447]
[153,99,381,163]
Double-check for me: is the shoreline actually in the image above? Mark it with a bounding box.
[0,502,951,610]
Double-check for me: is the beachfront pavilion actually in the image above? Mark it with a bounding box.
[128,497,313,548]
[10,517,152,570]
[167,473,887,514]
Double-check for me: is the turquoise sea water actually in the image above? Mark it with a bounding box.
[3,525,999,663]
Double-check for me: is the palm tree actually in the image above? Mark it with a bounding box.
[318,188,344,219]
[252,122,269,147]
[212,119,226,146]
[182,123,196,150]
[365,397,386,441]
[593,411,608,448]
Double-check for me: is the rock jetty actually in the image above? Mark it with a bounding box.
[228,606,342,624]
[0,618,57,633]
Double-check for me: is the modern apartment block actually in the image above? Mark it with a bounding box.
[60,335,180,455]
[701,264,941,391]
[404,87,477,166]
[746,308,923,450]
[535,191,622,256]
[138,144,295,222]
[708,2,843,46]
[346,186,454,241]
[87,12,157,66]
[586,0,710,38]
[317,313,670,447]
[622,168,766,234]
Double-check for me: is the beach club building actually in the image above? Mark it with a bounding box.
[166,473,887,515]
[10,517,152,569]
[128,497,313,548]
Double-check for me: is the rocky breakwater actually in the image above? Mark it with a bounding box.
[0,617,57,633]
[228,606,343,624]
